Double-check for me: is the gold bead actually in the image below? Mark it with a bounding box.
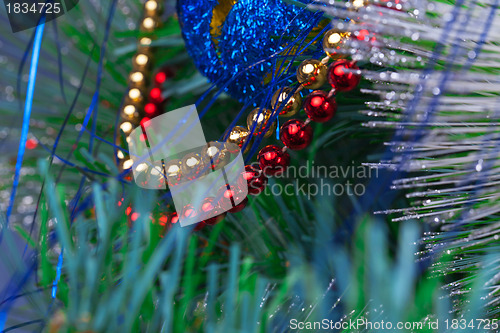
[128,88,143,102]
[146,164,167,189]
[247,108,276,138]
[139,37,152,46]
[323,29,351,59]
[227,126,252,152]
[271,87,302,117]
[297,60,328,90]
[135,163,148,173]
[120,121,133,133]
[350,0,367,10]
[201,141,230,170]
[133,162,154,188]
[134,53,150,68]
[181,152,206,179]
[123,159,134,170]
[165,159,183,185]
[142,17,156,30]
[123,105,136,116]
[145,0,158,12]
[129,72,145,84]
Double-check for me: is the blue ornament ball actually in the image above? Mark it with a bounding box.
[177,0,323,103]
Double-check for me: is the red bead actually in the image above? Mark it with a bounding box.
[279,119,313,150]
[160,211,179,232]
[26,138,38,150]
[182,204,198,219]
[144,103,157,115]
[131,212,140,221]
[303,91,337,123]
[258,145,290,176]
[198,197,227,225]
[199,197,216,221]
[183,203,208,231]
[158,214,169,226]
[229,197,248,213]
[200,197,216,214]
[155,71,167,85]
[150,87,162,101]
[328,60,361,92]
[242,164,268,195]
[170,212,179,224]
[217,184,246,211]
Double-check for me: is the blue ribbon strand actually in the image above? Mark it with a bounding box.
[52,249,64,298]
[6,18,46,226]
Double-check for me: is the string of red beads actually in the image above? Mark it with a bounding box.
[161,28,363,230]
[230,28,362,208]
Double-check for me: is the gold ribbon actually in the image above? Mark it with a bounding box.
[210,0,238,47]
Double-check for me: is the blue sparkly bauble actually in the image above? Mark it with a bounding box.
[177,0,323,103]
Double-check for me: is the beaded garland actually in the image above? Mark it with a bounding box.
[116,0,167,171]
[229,27,362,205]
[119,1,365,229]
[167,31,360,228]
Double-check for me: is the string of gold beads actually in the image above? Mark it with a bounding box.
[117,0,162,172]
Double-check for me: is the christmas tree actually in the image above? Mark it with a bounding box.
[0,0,499,331]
